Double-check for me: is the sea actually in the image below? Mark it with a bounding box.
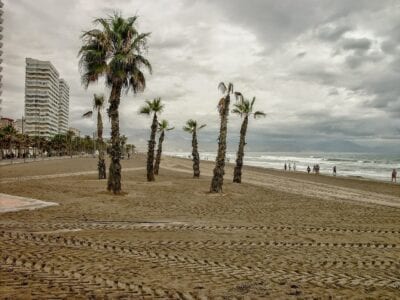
[164,151,400,182]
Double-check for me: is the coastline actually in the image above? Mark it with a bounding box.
[163,154,400,199]
[163,151,399,183]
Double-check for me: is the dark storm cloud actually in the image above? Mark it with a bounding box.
[341,37,372,52]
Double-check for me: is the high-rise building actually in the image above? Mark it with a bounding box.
[0,0,4,117]
[25,58,69,138]
[58,79,69,134]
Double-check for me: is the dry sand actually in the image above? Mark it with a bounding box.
[0,154,399,299]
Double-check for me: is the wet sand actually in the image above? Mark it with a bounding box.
[0,154,399,299]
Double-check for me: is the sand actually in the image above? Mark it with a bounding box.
[0,154,399,299]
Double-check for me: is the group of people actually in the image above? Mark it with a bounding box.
[284,162,296,171]
[286,163,337,176]
[283,163,398,183]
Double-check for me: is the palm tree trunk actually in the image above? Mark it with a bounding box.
[192,130,200,178]
[233,116,248,183]
[146,113,157,181]
[97,110,106,179]
[107,83,122,193]
[210,95,230,193]
[154,130,164,175]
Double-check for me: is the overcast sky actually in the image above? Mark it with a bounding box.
[2,0,400,152]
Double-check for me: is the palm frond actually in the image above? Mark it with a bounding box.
[82,111,93,118]
[227,82,234,94]
[253,111,266,119]
[198,124,207,130]
[139,106,151,115]
[231,108,242,116]
[234,92,244,103]
[218,82,227,94]
[93,94,105,109]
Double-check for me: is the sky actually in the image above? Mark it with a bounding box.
[1,0,400,152]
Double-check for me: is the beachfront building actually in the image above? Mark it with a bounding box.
[68,127,80,137]
[0,117,13,129]
[0,0,4,117]
[58,79,69,134]
[25,58,69,138]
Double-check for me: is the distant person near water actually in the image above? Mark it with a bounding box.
[289,163,291,171]
[293,163,296,171]
[333,166,337,176]
[284,163,287,171]
[392,169,397,183]
[307,166,311,174]
[313,164,320,175]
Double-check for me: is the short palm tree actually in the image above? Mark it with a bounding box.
[83,94,107,179]
[232,96,266,183]
[139,98,164,181]
[183,119,206,178]
[210,82,235,193]
[79,13,152,194]
[154,120,174,175]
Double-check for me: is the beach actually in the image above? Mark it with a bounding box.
[0,154,400,298]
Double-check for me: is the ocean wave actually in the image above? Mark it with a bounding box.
[325,158,358,162]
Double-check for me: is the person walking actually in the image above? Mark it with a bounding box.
[284,163,287,171]
[307,165,311,174]
[333,166,337,176]
[392,169,397,183]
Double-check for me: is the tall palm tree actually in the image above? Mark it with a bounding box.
[79,13,152,194]
[210,82,235,193]
[139,98,164,181]
[154,120,174,175]
[83,94,107,179]
[183,119,206,178]
[232,96,266,183]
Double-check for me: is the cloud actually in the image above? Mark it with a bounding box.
[316,24,352,42]
[1,0,399,152]
[341,37,372,51]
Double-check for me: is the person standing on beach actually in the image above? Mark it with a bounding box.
[284,163,287,171]
[392,169,397,183]
[333,166,337,176]
[293,163,296,172]
[289,163,291,171]
[307,166,311,174]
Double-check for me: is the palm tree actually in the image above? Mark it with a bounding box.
[232,96,266,183]
[66,130,75,158]
[83,94,107,179]
[210,82,235,193]
[139,98,164,181]
[0,125,17,159]
[79,13,152,194]
[154,120,174,175]
[183,119,206,178]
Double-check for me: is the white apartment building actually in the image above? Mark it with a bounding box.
[58,79,69,134]
[25,58,69,137]
[0,0,3,117]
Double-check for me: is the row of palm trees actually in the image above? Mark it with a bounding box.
[78,13,265,194]
[0,126,92,159]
